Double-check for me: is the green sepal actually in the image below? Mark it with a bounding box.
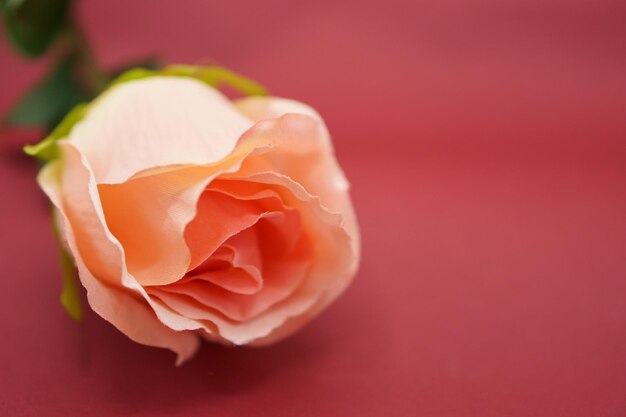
[23,102,87,161]
[162,65,268,96]
[59,243,82,321]
[51,208,82,322]
[3,57,89,129]
[0,0,71,57]
[107,67,157,89]
[108,64,268,96]
[108,57,162,79]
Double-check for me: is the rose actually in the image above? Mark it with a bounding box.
[33,71,360,364]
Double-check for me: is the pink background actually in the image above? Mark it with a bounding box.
[1,0,626,415]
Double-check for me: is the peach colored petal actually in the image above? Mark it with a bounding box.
[68,77,253,184]
[38,159,199,365]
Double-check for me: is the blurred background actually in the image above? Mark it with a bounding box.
[1,1,625,416]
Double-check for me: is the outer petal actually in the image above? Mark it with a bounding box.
[37,157,199,365]
[68,76,253,184]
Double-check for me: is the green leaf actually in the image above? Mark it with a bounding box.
[0,0,71,57]
[23,102,87,161]
[3,57,88,129]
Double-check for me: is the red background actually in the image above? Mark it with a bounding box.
[1,1,626,415]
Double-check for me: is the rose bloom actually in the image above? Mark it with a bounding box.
[37,76,360,364]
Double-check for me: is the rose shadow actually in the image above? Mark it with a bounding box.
[78,306,329,413]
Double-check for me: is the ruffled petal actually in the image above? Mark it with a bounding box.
[231,112,360,264]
